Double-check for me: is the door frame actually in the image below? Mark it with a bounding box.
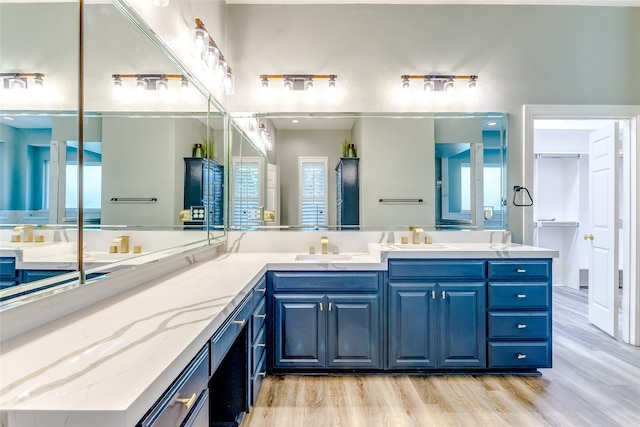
[523,105,640,346]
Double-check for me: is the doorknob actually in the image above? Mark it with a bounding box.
[583,234,594,241]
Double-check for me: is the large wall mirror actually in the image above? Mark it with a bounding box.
[229,112,507,231]
[0,1,226,305]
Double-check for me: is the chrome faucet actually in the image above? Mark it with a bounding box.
[411,227,424,244]
[320,236,329,254]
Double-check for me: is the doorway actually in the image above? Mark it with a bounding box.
[532,118,626,338]
[523,105,640,346]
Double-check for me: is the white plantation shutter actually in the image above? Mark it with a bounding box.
[232,157,263,227]
[299,157,328,227]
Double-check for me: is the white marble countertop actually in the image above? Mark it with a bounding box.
[0,243,558,427]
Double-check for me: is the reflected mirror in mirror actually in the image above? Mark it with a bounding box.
[229,112,506,231]
[0,1,227,305]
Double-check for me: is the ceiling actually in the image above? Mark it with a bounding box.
[226,1,640,6]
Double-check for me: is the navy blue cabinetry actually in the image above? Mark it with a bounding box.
[184,157,224,228]
[388,259,486,370]
[486,259,553,370]
[268,271,381,371]
[336,158,359,229]
[0,257,18,288]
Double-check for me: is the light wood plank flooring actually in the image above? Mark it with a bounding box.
[242,287,640,427]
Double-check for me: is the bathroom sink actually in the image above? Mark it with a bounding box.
[389,243,453,250]
[294,253,353,262]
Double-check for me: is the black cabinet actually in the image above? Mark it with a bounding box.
[335,158,359,228]
[184,157,224,229]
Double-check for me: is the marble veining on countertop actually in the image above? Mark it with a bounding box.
[0,243,558,427]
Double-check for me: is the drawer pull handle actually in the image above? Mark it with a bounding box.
[259,372,267,377]
[175,392,197,409]
[256,288,266,292]
[441,291,446,299]
[329,302,332,311]
[516,294,527,298]
[517,353,527,360]
[517,323,527,329]
[256,343,266,348]
[431,290,436,299]
[320,303,323,311]
[233,320,246,327]
[516,269,527,273]
[255,314,267,319]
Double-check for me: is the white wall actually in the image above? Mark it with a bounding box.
[359,117,435,227]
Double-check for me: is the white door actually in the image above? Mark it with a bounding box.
[587,123,619,336]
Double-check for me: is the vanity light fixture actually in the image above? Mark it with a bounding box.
[1,72,45,90]
[260,74,338,91]
[191,18,234,95]
[401,74,478,92]
[111,73,187,93]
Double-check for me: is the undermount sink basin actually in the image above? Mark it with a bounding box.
[294,253,353,262]
[389,243,453,250]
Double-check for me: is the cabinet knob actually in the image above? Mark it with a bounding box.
[517,323,527,329]
[517,353,527,360]
[583,234,594,241]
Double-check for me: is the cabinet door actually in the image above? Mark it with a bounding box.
[388,283,437,369]
[326,294,380,369]
[273,294,326,368]
[438,283,486,368]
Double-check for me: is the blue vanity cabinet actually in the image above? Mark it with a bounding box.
[486,259,552,370]
[268,271,382,371]
[0,257,18,288]
[387,259,487,370]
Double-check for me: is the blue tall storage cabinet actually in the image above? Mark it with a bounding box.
[336,158,359,228]
[184,157,224,229]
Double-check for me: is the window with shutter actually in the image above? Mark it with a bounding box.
[232,157,264,227]
[298,157,328,228]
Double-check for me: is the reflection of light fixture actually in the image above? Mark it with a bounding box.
[1,72,45,90]
[111,73,187,94]
[191,18,234,95]
[260,74,338,91]
[401,75,411,89]
[400,74,478,92]
[258,123,274,151]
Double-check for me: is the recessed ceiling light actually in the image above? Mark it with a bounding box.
[291,119,300,124]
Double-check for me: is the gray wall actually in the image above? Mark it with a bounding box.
[226,4,640,242]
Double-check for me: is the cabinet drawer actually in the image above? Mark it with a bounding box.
[488,312,550,339]
[210,297,252,372]
[271,271,380,292]
[252,297,266,341]
[138,347,209,427]
[253,277,266,309]
[488,342,551,368]
[388,259,485,280]
[488,283,550,309]
[252,325,266,374]
[488,260,550,280]
[0,257,16,279]
[251,352,267,407]
[0,280,18,289]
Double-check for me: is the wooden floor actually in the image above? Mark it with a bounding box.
[242,287,640,427]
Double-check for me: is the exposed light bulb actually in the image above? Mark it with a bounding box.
[204,45,219,71]
[468,77,478,89]
[9,77,26,90]
[261,75,270,89]
[223,72,235,95]
[136,77,147,92]
[191,27,208,59]
[283,78,293,91]
[328,75,337,89]
[33,73,44,88]
[215,59,227,83]
[181,76,189,89]
[304,79,314,91]
[157,78,169,91]
[401,75,410,89]
[423,78,434,92]
[444,79,455,92]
